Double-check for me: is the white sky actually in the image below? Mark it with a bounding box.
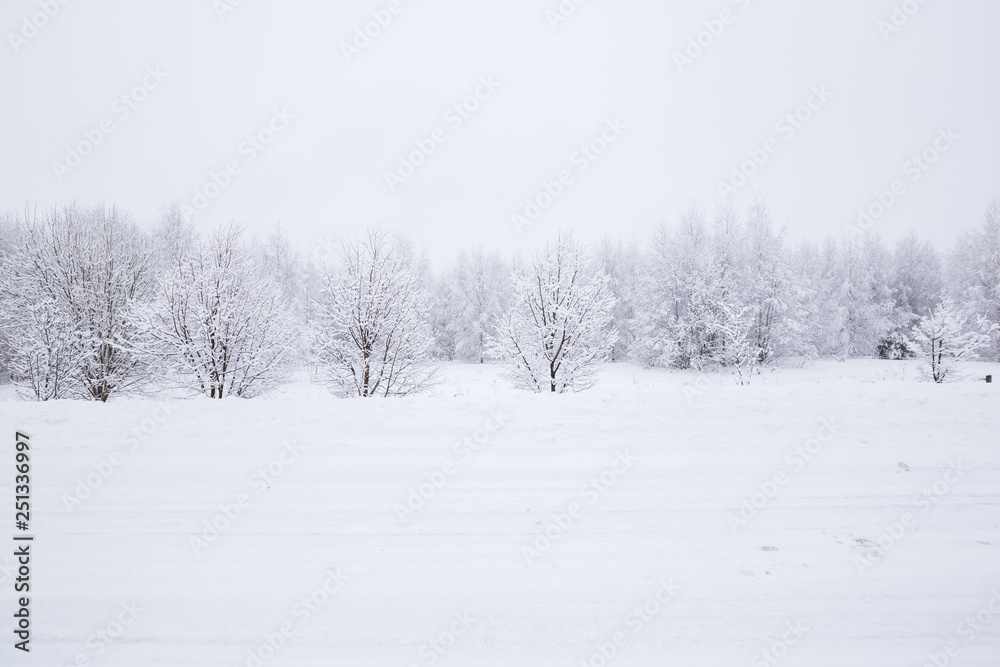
[2,0,998,263]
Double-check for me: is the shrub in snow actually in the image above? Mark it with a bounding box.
[0,205,155,401]
[489,233,617,393]
[912,296,998,383]
[311,229,438,397]
[133,223,297,398]
[876,332,916,360]
[713,303,763,385]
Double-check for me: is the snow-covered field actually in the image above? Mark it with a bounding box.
[2,360,999,666]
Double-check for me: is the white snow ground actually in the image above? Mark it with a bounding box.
[1,360,999,666]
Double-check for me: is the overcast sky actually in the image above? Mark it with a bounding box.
[2,0,998,262]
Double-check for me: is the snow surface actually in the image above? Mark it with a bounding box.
[1,360,999,666]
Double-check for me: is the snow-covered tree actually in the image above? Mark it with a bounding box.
[0,205,155,401]
[152,201,196,266]
[892,232,943,324]
[874,233,943,359]
[834,234,895,358]
[949,200,1000,360]
[428,275,459,361]
[260,221,309,328]
[595,236,640,362]
[740,200,813,363]
[713,302,761,385]
[630,206,722,369]
[438,247,511,364]
[0,212,18,382]
[0,209,77,400]
[0,280,81,400]
[311,229,438,397]
[796,238,845,357]
[489,233,617,393]
[134,223,297,398]
[912,296,998,383]
[629,201,811,371]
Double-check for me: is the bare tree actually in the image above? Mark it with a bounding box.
[134,223,297,398]
[311,229,438,397]
[490,233,617,393]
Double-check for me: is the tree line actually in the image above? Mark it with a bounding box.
[0,198,997,401]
